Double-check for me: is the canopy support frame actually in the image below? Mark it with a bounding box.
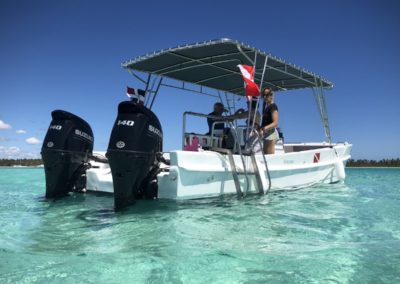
[246,51,258,139]
[149,77,163,109]
[312,78,332,144]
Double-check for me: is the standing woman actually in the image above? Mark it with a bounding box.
[260,87,279,154]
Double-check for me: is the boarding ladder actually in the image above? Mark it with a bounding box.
[211,123,271,197]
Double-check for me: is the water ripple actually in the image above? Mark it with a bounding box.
[1,168,400,283]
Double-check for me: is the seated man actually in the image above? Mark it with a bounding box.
[207,102,227,135]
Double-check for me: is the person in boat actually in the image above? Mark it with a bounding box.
[207,102,227,135]
[260,87,279,154]
[222,98,262,151]
[225,97,261,129]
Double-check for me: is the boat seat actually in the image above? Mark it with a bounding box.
[183,133,222,151]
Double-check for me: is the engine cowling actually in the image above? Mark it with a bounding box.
[107,101,162,210]
[41,110,93,198]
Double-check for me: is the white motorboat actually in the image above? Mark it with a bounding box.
[41,39,352,209]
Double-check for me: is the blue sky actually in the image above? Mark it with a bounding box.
[0,0,399,160]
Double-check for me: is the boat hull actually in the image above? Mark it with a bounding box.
[86,143,352,199]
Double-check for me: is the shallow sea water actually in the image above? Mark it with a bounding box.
[0,167,399,283]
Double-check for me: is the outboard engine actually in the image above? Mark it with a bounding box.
[41,110,94,198]
[107,101,162,210]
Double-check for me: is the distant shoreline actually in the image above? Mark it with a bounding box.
[1,166,399,169]
[346,158,400,168]
[1,158,399,168]
[347,166,400,169]
[0,166,43,168]
[0,159,42,167]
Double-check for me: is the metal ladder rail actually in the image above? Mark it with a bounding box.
[210,121,250,196]
[227,122,250,194]
[211,146,264,197]
[246,127,272,193]
[210,123,271,196]
[250,153,264,194]
[211,147,242,197]
[232,126,264,195]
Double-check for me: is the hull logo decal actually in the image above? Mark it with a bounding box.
[116,141,125,149]
[313,152,320,163]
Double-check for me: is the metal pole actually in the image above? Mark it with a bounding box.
[182,112,187,150]
[224,91,232,115]
[232,93,238,128]
[149,77,163,109]
[217,90,223,104]
[127,69,147,84]
[137,73,151,107]
[259,56,269,95]
[313,78,331,144]
[236,44,254,65]
[251,56,268,131]
[246,52,258,139]
[228,121,250,194]
[145,76,157,106]
[318,79,331,144]
[253,51,258,75]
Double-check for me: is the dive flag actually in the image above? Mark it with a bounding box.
[237,64,260,97]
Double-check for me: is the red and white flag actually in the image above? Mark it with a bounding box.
[126,86,145,105]
[237,64,260,98]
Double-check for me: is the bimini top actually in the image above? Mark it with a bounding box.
[122,38,332,95]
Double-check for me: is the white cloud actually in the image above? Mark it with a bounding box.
[0,146,20,158]
[0,120,11,130]
[16,129,27,134]
[0,146,40,159]
[8,146,20,153]
[26,137,41,145]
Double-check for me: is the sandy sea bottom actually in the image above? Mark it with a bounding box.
[0,168,399,283]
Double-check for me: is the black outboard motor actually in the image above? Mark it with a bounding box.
[41,110,94,198]
[107,101,162,210]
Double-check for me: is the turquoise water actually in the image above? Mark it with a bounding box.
[0,168,399,283]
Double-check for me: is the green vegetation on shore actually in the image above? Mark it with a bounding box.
[347,159,400,167]
[0,159,43,167]
[1,158,399,168]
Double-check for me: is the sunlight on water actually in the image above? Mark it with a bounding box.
[1,168,399,283]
